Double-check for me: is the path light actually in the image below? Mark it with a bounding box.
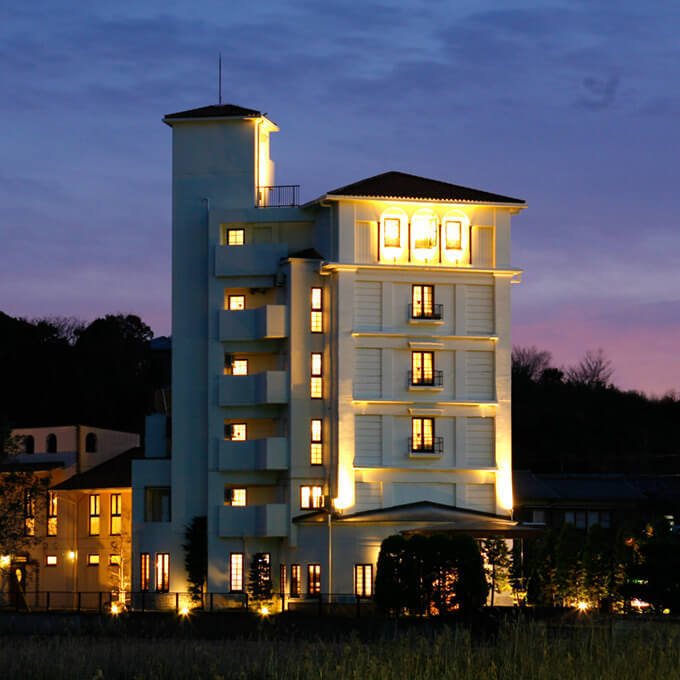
[110,603,120,615]
[179,605,190,617]
[259,606,270,616]
[577,601,589,612]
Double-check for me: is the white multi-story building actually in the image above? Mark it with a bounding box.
[132,103,526,603]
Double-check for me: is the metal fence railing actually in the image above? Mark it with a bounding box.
[256,185,300,207]
[407,370,444,387]
[0,591,375,615]
[408,304,443,320]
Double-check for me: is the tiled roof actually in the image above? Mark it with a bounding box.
[164,104,261,120]
[325,171,525,204]
[52,447,142,490]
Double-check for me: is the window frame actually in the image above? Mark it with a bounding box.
[45,555,58,567]
[46,433,57,453]
[88,494,100,536]
[355,564,373,598]
[300,485,324,510]
[310,352,323,399]
[411,284,435,319]
[310,419,323,465]
[110,493,122,536]
[140,553,150,592]
[227,294,246,311]
[308,564,322,596]
[411,417,435,452]
[47,490,58,537]
[144,487,171,523]
[227,228,245,246]
[87,553,100,567]
[232,359,248,376]
[411,351,435,386]
[310,287,323,333]
[230,553,244,593]
[155,553,170,592]
[290,564,301,597]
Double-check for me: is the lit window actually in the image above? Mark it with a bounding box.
[290,564,301,597]
[301,485,324,510]
[47,491,58,537]
[444,220,462,249]
[230,553,244,592]
[308,564,321,596]
[88,494,100,536]
[87,554,100,566]
[383,217,401,248]
[228,488,247,507]
[311,353,323,399]
[412,212,438,250]
[45,555,58,566]
[145,488,170,522]
[24,490,34,536]
[140,553,150,591]
[280,564,287,597]
[311,287,323,333]
[355,564,373,598]
[411,284,438,319]
[232,359,248,375]
[155,553,170,592]
[110,554,121,566]
[110,493,122,536]
[310,419,323,465]
[411,417,435,452]
[227,423,247,441]
[227,228,245,246]
[411,351,435,386]
[228,295,245,311]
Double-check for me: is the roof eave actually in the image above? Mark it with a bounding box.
[163,115,279,131]
[303,194,527,209]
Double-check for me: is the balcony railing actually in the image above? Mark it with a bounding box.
[407,370,443,387]
[408,437,444,455]
[408,304,443,320]
[257,185,300,207]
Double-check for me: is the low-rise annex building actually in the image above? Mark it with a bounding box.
[0,426,139,605]
[131,103,526,604]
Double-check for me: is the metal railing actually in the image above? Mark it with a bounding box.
[256,185,300,207]
[408,304,443,320]
[408,437,444,455]
[407,370,443,387]
[0,591,374,616]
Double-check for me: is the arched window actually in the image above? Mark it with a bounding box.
[46,434,57,453]
[410,209,438,263]
[85,433,98,453]
[379,207,408,262]
[24,436,34,455]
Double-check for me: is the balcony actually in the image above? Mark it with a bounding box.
[219,504,288,537]
[408,437,444,458]
[215,243,288,277]
[219,305,287,341]
[218,438,287,471]
[408,304,443,323]
[256,185,300,208]
[219,372,288,406]
[407,370,444,389]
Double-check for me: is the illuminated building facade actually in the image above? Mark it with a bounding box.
[132,103,525,602]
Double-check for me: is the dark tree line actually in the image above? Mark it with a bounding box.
[0,311,169,438]
[512,346,680,473]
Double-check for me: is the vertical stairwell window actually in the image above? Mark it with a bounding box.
[355,564,373,598]
[47,491,57,537]
[291,564,301,597]
[310,419,323,465]
[110,493,122,535]
[230,553,244,592]
[308,564,321,596]
[155,553,169,592]
[24,490,35,536]
[310,353,323,399]
[88,494,100,536]
[310,287,323,333]
[140,553,150,591]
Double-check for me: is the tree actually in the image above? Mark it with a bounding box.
[566,349,614,388]
[554,523,584,605]
[481,536,512,606]
[182,516,207,605]
[247,553,272,609]
[512,346,552,382]
[582,524,613,608]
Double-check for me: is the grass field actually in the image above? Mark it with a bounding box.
[1,618,679,679]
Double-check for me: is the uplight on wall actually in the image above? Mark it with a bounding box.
[441,210,470,264]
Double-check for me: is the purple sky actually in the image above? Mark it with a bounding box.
[2,1,679,395]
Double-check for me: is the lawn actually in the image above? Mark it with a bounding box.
[0,618,679,679]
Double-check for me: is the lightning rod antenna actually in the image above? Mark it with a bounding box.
[218,53,222,104]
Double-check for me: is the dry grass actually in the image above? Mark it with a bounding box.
[1,619,679,679]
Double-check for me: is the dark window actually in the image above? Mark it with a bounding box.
[46,433,57,453]
[85,432,97,453]
[24,436,34,454]
[145,487,170,522]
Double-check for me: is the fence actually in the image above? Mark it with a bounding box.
[0,591,375,616]
[256,185,300,207]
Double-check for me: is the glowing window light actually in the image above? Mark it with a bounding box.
[232,360,248,375]
[441,211,470,264]
[228,295,245,311]
[227,228,245,246]
[383,217,401,247]
[230,553,244,592]
[310,419,323,465]
[231,424,247,441]
[445,220,462,249]
[231,488,247,507]
[412,214,438,250]
[46,555,58,566]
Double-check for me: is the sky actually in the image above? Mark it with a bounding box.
[1,0,679,396]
